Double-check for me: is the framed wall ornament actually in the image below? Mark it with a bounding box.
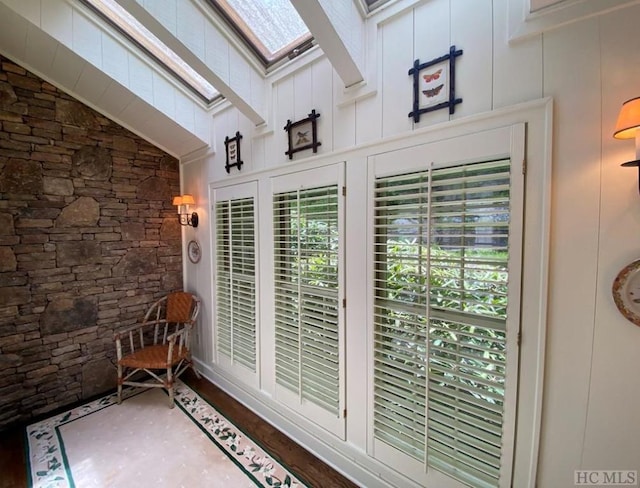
[224,131,243,173]
[408,45,463,123]
[284,109,321,159]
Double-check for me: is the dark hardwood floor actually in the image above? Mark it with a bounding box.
[0,371,360,488]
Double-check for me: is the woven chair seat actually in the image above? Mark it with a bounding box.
[119,344,188,369]
[114,292,201,407]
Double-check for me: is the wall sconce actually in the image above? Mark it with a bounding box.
[614,97,640,194]
[172,194,198,228]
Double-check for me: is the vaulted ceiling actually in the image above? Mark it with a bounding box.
[0,0,379,157]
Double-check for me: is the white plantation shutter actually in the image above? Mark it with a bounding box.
[274,186,339,409]
[272,164,345,436]
[427,161,511,487]
[372,151,522,488]
[214,183,258,383]
[373,170,429,462]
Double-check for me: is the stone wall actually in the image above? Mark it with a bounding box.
[0,54,184,429]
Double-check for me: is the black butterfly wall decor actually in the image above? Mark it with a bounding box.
[224,131,243,173]
[284,109,321,160]
[408,45,463,123]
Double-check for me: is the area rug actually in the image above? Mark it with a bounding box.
[26,381,306,487]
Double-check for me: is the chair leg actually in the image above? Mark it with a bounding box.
[185,354,201,379]
[167,367,175,408]
[117,364,123,405]
[191,361,201,379]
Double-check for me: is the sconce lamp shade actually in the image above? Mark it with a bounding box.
[614,97,640,139]
[180,194,196,205]
[171,194,198,228]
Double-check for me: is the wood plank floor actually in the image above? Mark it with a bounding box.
[0,371,360,488]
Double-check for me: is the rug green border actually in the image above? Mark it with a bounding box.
[25,387,147,488]
[48,388,148,488]
[23,428,33,488]
[179,380,315,488]
[170,382,306,487]
[54,427,75,488]
[26,383,307,488]
[172,396,263,487]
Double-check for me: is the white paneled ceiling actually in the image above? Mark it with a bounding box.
[0,0,385,156]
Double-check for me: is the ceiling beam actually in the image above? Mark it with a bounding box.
[114,0,267,126]
[291,0,365,87]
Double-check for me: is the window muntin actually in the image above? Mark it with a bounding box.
[373,159,515,488]
[85,0,219,102]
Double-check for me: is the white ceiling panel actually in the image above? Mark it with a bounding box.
[74,62,111,104]
[49,43,85,90]
[0,3,29,61]
[25,24,58,75]
[41,0,74,48]
[72,8,103,68]
[96,79,137,116]
[101,33,130,87]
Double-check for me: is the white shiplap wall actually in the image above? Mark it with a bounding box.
[190,0,640,487]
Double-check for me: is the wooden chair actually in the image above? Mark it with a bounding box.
[114,292,201,407]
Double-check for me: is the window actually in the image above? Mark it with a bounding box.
[369,127,524,487]
[213,182,258,386]
[362,0,395,12]
[208,0,312,66]
[272,164,345,437]
[84,0,219,102]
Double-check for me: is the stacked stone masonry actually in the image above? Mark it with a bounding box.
[0,54,184,430]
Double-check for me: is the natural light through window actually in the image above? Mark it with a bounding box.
[86,0,219,101]
[210,0,311,63]
[363,0,394,12]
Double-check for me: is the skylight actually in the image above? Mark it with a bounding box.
[363,0,394,12]
[208,0,312,65]
[85,0,219,102]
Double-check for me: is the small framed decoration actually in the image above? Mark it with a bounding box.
[224,131,243,173]
[187,239,201,264]
[612,259,640,326]
[408,45,463,123]
[284,109,321,159]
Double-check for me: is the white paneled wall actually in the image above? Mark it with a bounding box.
[189,1,640,487]
[412,0,451,129]
[182,158,212,364]
[492,0,543,109]
[450,0,493,118]
[539,17,602,487]
[380,10,413,137]
[586,3,640,474]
